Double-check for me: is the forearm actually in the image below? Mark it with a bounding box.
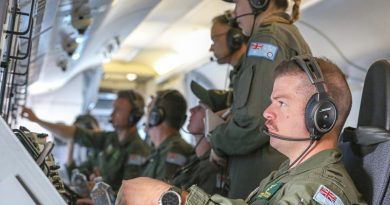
[36,118,76,139]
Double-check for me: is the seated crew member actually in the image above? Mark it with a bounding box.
[170,81,230,196]
[21,90,151,192]
[141,89,194,181]
[65,114,101,180]
[115,56,367,205]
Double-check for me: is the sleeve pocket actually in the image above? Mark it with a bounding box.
[235,65,255,108]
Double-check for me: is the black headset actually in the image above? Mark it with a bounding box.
[292,55,338,140]
[222,0,270,12]
[126,90,144,126]
[224,11,246,53]
[249,0,270,11]
[148,90,186,128]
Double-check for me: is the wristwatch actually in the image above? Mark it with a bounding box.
[158,186,182,205]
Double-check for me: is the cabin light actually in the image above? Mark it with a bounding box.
[72,53,81,60]
[126,73,138,81]
[154,54,183,75]
[76,36,85,43]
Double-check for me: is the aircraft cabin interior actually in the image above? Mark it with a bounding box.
[0,0,389,204]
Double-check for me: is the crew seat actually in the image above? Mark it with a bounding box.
[339,59,390,205]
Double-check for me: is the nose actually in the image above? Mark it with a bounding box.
[263,104,275,120]
[233,6,238,18]
[209,43,214,52]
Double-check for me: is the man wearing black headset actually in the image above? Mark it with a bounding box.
[207,0,311,198]
[21,90,151,193]
[170,81,230,196]
[141,89,194,181]
[116,56,366,205]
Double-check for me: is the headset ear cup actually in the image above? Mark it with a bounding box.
[148,107,165,127]
[305,94,338,140]
[128,108,143,126]
[226,28,245,53]
[249,0,270,10]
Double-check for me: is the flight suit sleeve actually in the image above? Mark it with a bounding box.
[122,141,151,180]
[186,185,248,205]
[73,127,108,150]
[209,32,288,156]
[194,161,225,195]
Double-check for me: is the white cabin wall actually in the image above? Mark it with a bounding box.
[19,72,84,168]
[21,73,84,132]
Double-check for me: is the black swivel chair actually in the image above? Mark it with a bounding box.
[339,59,390,205]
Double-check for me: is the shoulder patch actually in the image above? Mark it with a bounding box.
[313,185,344,205]
[247,42,278,61]
[127,154,146,166]
[255,181,284,201]
[166,152,187,166]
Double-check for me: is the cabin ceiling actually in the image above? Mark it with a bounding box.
[26,0,390,94]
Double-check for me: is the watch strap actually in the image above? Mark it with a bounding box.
[186,185,210,205]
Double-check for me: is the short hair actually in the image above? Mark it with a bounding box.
[274,57,352,135]
[117,90,145,123]
[155,89,187,130]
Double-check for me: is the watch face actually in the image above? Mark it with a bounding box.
[161,191,180,205]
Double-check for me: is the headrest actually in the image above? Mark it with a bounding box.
[342,126,390,146]
[358,60,390,130]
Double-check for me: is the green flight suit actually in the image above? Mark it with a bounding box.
[141,133,194,181]
[73,127,151,192]
[208,12,311,198]
[170,150,228,196]
[229,55,244,90]
[185,149,367,205]
[66,147,99,178]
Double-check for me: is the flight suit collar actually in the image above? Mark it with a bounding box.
[261,12,291,26]
[117,131,139,147]
[233,55,244,72]
[288,149,341,175]
[156,132,181,151]
[246,149,342,203]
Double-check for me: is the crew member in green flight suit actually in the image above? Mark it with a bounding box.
[141,89,194,181]
[170,81,230,196]
[21,90,151,192]
[207,0,310,198]
[116,56,367,205]
[210,10,247,93]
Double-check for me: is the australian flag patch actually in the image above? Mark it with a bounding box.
[313,185,344,205]
[247,42,278,61]
[166,152,187,166]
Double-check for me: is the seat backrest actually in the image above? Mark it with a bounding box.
[357,60,390,129]
[339,59,390,205]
